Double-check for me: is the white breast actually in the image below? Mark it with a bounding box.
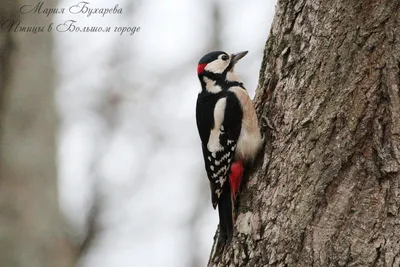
[228,86,262,161]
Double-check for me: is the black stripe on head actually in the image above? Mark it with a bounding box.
[198,51,227,64]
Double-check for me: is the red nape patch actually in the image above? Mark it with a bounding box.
[229,161,244,200]
[197,63,207,74]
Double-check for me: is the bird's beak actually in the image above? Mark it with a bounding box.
[231,51,248,64]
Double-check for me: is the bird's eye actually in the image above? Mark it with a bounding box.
[221,54,229,61]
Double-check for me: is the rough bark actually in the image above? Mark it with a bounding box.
[0,1,76,266]
[209,0,400,266]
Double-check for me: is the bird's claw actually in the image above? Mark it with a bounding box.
[262,115,274,130]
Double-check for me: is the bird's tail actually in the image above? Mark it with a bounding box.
[218,181,233,243]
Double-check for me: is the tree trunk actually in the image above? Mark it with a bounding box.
[0,1,76,266]
[209,0,400,266]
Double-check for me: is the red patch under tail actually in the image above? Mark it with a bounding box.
[229,160,244,200]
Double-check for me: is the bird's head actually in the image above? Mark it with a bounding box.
[197,50,248,92]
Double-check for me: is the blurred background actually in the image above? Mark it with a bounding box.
[0,0,276,266]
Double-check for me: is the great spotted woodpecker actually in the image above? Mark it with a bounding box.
[196,51,263,244]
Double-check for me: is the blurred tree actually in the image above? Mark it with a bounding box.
[0,1,76,266]
[209,0,400,266]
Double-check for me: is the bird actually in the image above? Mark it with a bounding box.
[195,50,263,246]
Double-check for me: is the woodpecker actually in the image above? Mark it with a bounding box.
[196,50,263,245]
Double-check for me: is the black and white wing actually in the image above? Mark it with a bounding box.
[201,133,237,208]
[196,92,243,208]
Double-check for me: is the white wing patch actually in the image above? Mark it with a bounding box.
[207,97,226,152]
[207,129,222,152]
